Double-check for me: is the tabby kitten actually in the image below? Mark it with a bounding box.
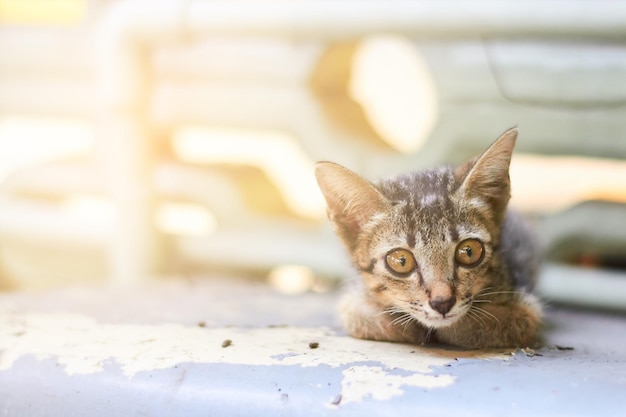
[315,128,541,349]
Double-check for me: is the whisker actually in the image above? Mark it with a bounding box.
[425,326,435,342]
[470,304,490,316]
[474,290,525,298]
[471,306,500,324]
[400,315,416,330]
[389,313,412,327]
[397,315,415,335]
[380,308,410,329]
[474,286,494,296]
[378,307,404,317]
[469,308,491,325]
[465,309,486,327]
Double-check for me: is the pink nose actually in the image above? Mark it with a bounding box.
[429,295,456,316]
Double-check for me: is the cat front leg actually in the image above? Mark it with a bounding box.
[435,293,542,349]
[339,290,428,344]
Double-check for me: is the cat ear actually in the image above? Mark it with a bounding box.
[456,128,517,216]
[315,162,390,247]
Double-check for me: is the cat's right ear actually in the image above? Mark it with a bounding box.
[315,162,390,247]
[456,127,517,220]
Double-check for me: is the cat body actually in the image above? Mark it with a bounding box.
[315,128,542,349]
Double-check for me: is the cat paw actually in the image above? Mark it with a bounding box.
[339,293,426,344]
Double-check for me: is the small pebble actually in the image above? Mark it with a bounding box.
[555,345,574,351]
[222,339,232,348]
[309,342,319,349]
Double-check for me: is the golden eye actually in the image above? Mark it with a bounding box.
[385,249,417,275]
[455,239,485,267]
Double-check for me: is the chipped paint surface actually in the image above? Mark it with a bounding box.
[336,366,456,405]
[0,311,507,404]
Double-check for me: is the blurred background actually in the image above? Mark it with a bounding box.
[0,0,625,310]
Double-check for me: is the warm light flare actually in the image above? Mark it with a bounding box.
[0,0,86,25]
[350,35,438,154]
[268,264,316,295]
[155,202,218,236]
[0,115,93,181]
[510,154,626,212]
[173,126,326,219]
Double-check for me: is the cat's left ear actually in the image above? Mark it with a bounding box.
[456,127,517,217]
[315,162,391,249]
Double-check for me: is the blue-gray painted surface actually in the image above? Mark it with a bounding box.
[1,345,624,417]
[1,280,625,416]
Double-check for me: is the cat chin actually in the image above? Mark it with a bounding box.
[415,312,464,329]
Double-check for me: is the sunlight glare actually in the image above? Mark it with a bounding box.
[0,115,93,181]
[173,126,326,219]
[268,264,316,295]
[0,0,86,24]
[350,35,438,154]
[62,194,115,224]
[155,202,218,236]
[510,154,626,213]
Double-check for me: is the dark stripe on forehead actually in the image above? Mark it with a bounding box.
[402,204,417,248]
[449,226,459,242]
[472,207,496,235]
[406,217,416,249]
[406,231,416,249]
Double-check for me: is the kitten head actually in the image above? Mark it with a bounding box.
[315,128,517,329]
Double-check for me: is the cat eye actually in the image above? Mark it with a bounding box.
[385,249,417,275]
[455,239,485,267]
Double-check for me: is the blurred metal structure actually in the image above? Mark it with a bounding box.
[0,0,625,308]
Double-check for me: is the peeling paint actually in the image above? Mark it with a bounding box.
[0,311,508,404]
[336,366,456,405]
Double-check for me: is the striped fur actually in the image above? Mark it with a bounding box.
[315,128,542,348]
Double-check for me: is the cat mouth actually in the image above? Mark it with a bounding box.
[407,304,466,328]
[418,310,464,328]
[434,314,458,323]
